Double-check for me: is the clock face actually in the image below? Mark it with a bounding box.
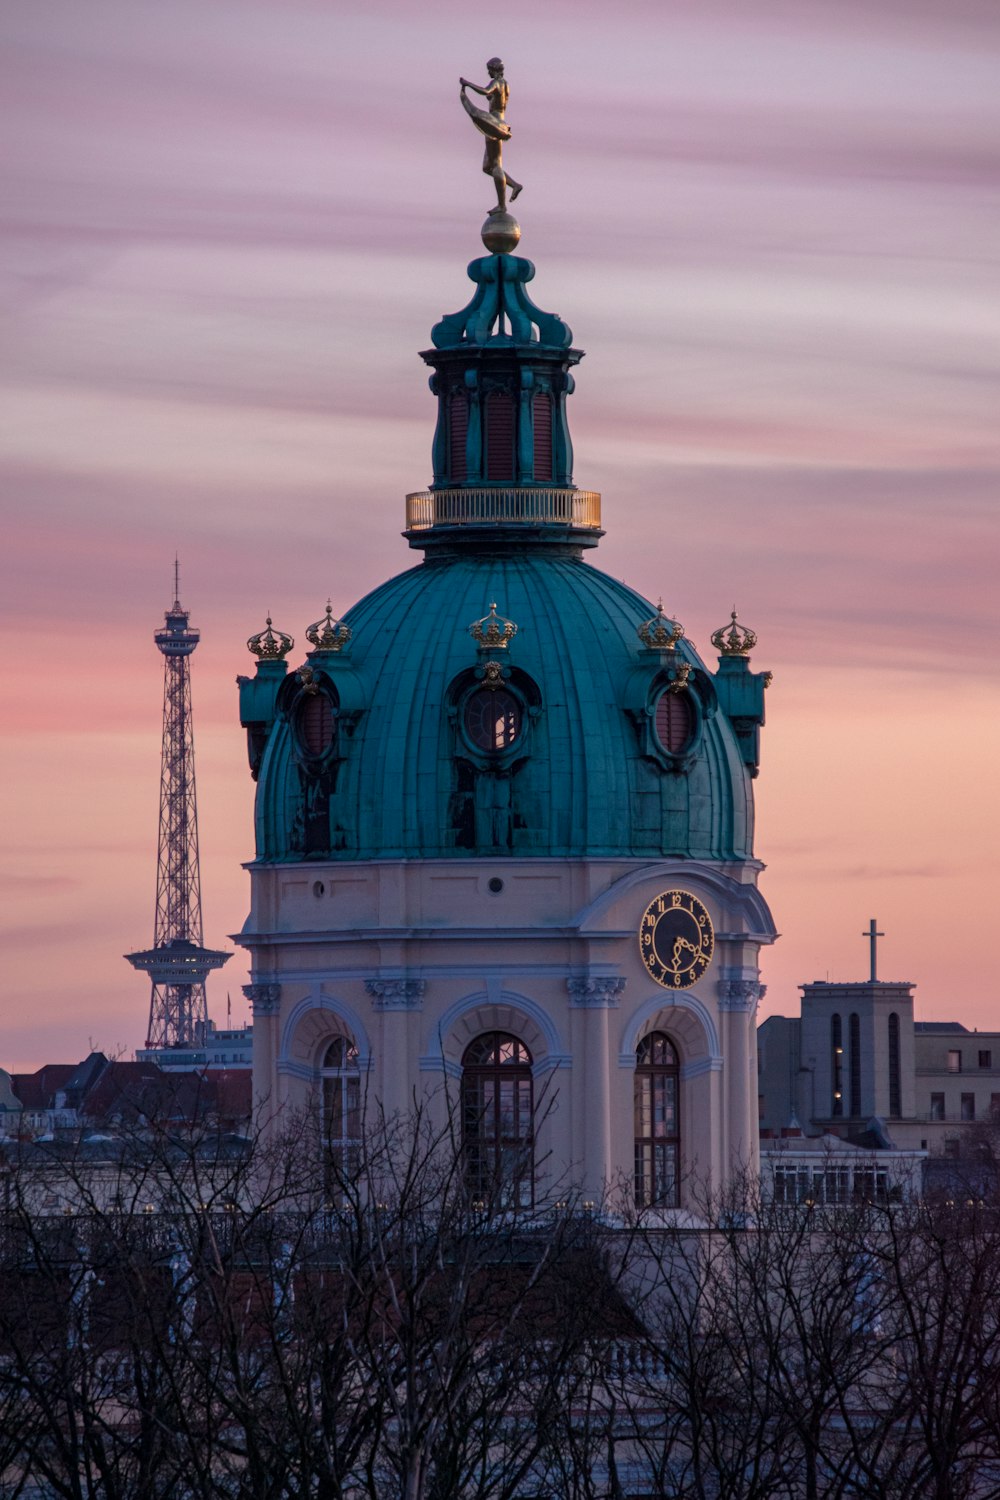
[639,890,714,990]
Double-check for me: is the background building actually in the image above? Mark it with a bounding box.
[759,961,1000,1159]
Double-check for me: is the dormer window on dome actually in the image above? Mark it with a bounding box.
[464,688,522,751]
[299,690,336,759]
[655,688,693,756]
[292,667,339,767]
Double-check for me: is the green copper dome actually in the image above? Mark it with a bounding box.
[238,251,769,862]
[242,549,766,862]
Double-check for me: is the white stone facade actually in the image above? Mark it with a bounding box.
[241,854,775,1207]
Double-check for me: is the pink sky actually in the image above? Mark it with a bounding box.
[2,0,999,1070]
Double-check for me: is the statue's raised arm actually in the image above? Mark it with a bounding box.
[460,57,522,217]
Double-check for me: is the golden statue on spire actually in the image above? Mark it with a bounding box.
[460,58,523,217]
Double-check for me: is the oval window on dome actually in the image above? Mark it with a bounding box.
[464,688,522,752]
[654,689,693,755]
[298,692,336,758]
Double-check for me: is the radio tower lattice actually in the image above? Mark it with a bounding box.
[126,562,229,1048]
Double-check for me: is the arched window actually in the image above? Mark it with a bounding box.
[831,1014,844,1117]
[634,1032,680,1208]
[321,1036,360,1186]
[888,1013,901,1119]
[462,1032,533,1207]
[533,392,553,482]
[849,1012,861,1117]
[654,690,693,756]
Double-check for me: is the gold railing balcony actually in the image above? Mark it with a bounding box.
[405,486,602,532]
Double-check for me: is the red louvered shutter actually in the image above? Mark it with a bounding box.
[533,393,553,481]
[301,694,334,756]
[486,391,515,481]
[655,692,692,754]
[449,394,468,484]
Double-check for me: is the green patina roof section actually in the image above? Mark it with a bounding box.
[253,550,755,863]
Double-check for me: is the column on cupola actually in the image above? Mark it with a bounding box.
[244,984,281,1122]
[717,978,765,1178]
[366,981,426,1122]
[567,977,626,1198]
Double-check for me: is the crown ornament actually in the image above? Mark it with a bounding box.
[469,601,518,652]
[305,601,352,653]
[247,616,294,660]
[638,601,684,652]
[711,609,757,658]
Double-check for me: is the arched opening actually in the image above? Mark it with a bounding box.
[888,1012,901,1119]
[320,1036,360,1188]
[634,1031,680,1208]
[461,1032,533,1207]
[849,1012,861,1117]
[831,1013,844,1117]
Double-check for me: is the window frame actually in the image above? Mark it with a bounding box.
[461,1032,535,1209]
[634,1031,681,1210]
[292,682,340,770]
[462,686,524,755]
[320,1036,361,1191]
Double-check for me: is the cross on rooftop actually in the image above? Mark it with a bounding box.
[863,918,884,983]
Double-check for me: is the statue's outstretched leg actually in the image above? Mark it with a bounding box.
[507,175,522,203]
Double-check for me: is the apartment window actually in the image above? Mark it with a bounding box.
[853,1170,889,1204]
[930,1093,945,1121]
[991,1094,1000,1121]
[947,1050,962,1073]
[961,1093,975,1122]
[979,1050,992,1070]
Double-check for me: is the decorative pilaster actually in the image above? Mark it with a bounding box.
[243,982,281,1016]
[717,979,766,1013]
[566,977,626,1008]
[365,979,426,1012]
[243,983,280,1124]
[717,976,762,1176]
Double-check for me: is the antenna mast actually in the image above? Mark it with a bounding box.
[126,566,229,1047]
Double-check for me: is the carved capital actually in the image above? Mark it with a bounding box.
[566,976,627,1009]
[365,978,426,1012]
[242,982,281,1016]
[717,979,765,1013]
